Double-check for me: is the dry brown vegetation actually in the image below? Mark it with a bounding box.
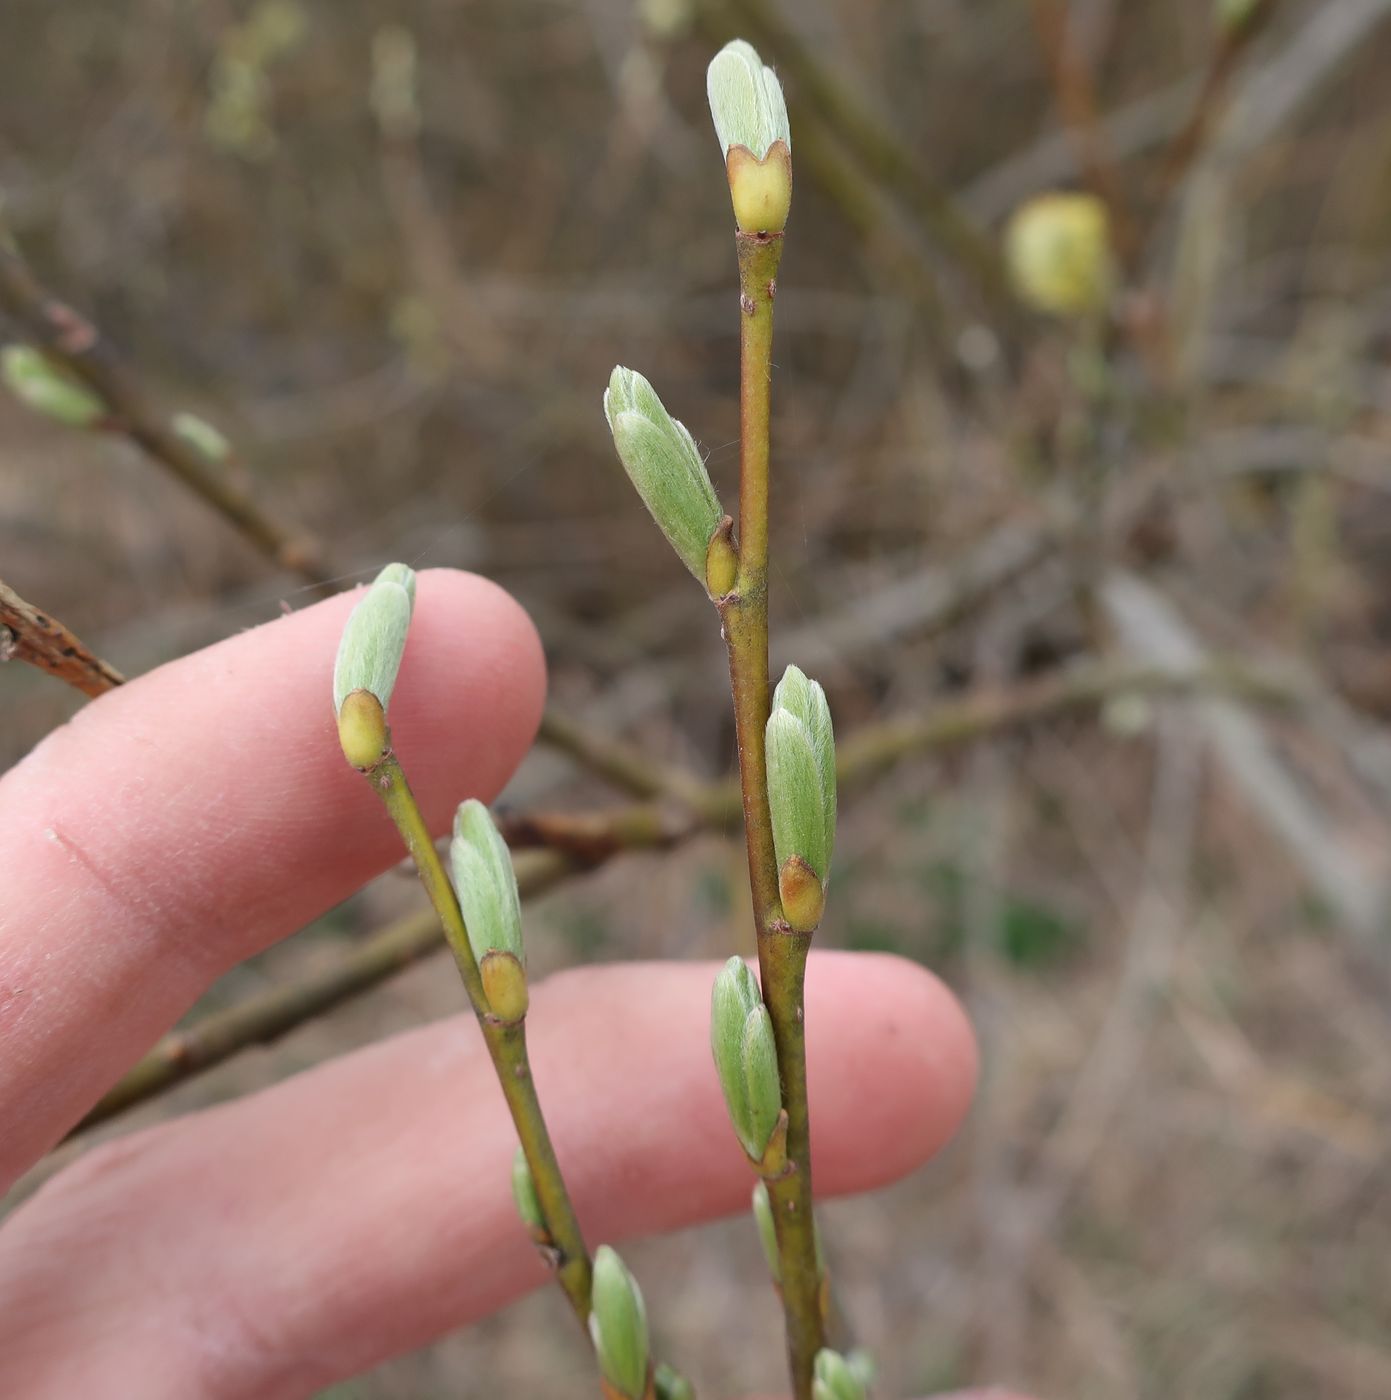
[4,1,1391,1397]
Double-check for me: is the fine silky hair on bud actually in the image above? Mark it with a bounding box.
[706,39,790,161]
[604,365,724,582]
[812,1348,868,1400]
[710,956,784,1161]
[1,345,106,428]
[766,665,837,931]
[450,800,528,1019]
[589,1245,651,1400]
[331,562,417,715]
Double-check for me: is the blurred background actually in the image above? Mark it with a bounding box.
[4,0,1391,1396]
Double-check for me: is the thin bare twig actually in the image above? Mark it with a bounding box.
[0,228,333,587]
[0,577,124,698]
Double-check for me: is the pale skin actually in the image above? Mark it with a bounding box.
[0,569,1031,1400]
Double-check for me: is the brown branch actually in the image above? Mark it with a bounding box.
[71,656,1301,1139]
[536,707,720,817]
[0,225,333,588]
[1151,0,1280,210]
[1026,0,1142,273]
[0,576,125,698]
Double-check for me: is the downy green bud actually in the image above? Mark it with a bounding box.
[450,799,527,1019]
[710,956,783,1163]
[654,1363,695,1400]
[813,1349,868,1400]
[1004,192,1114,319]
[589,1245,650,1400]
[2,346,106,428]
[511,1146,547,1240]
[706,40,793,233]
[333,563,416,766]
[604,366,724,584]
[171,411,231,462]
[766,665,836,931]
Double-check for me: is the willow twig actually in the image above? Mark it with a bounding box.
[701,0,1013,325]
[0,227,332,587]
[363,748,593,1324]
[73,657,1302,1138]
[0,576,124,698]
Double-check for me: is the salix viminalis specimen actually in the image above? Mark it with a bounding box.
[601,38,852,1400]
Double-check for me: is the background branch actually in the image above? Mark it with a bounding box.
[0,576,125,698]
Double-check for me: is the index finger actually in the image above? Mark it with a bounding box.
[0,569,545,1187]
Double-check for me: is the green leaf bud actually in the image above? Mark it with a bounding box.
[711,956,760,1157]
[604,366,722,581]
[741,1002,782,1159]
[589,1245,650,1400]
[654,1363,695,1400]
[706,40,792,233]
[171,411,231,462]
[2,345,106,428]
[1004,192,1115,319]
[813,1349,868,1400]
[332,563,416,714]
[751,1180,780,1282]
[511,1146,546,1238]
[766,665,836,930]
[450,800,526,1014]
[333,563,416,764]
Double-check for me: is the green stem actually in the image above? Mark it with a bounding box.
[721,229,824,1400]
[371,751,593,1324]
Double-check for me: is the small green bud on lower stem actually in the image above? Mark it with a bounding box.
[813,1348,868,1400]
[589,1246,650,1400]
[2,345,106,427]
[511,1146,547,1241]
[653,1363,695,1400]
[710,958,784,1162]
[604,366,724,583]
[766,665,837,931]
[450,800,527,1017]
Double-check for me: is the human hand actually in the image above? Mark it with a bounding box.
[0,570,992,1398]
